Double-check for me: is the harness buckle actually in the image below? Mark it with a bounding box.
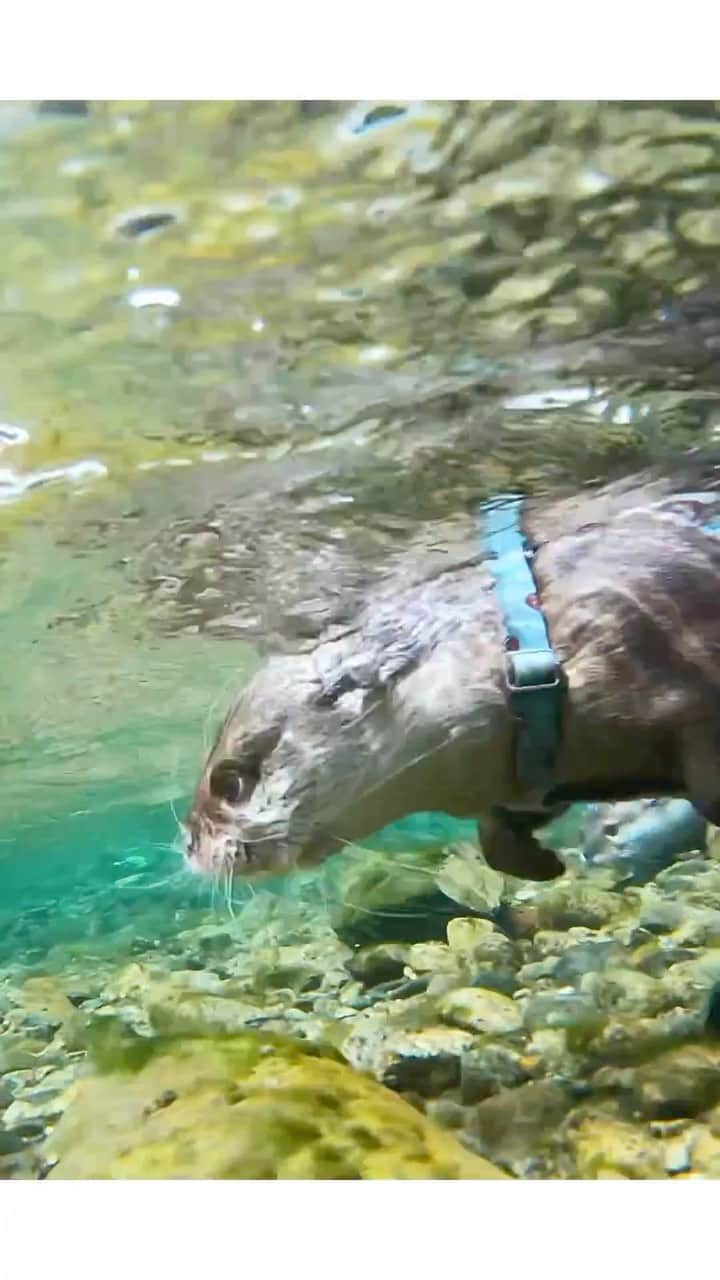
[505,648,561,693]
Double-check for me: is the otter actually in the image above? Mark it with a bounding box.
[184,468,720,885]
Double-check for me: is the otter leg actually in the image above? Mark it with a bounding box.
[481,807,565,881]
[682,724,720,825]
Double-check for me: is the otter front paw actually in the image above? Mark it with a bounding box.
[481,808,565,881]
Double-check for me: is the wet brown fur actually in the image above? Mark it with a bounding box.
[185,467,720,883]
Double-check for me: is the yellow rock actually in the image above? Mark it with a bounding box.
[687,1128,720,1176]
[45,1032,508,1180]
[406,941,458,975]
[446,917,516,967]
[19,976,86,1050]
[439,987,522,1035]
[571,1114,668,1179]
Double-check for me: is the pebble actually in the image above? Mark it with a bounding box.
[439,987,523,1036]
[677,209,720,246]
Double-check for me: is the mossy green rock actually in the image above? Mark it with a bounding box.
[45,1032,507,1179]
[328,846,470,945]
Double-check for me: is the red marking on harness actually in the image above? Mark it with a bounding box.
[505,636,520,651]
[526,593,540,609]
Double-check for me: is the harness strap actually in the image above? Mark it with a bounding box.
[481,495,564,795]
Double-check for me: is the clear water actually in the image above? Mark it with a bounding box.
[3,99,720,972]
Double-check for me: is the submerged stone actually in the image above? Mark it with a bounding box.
[463,1081,571,1175]
[439,987,523,1036]
[569,1112,668,1179]
[677,209,720,246]
[44,1032,506,1179]
[330,846,474,946]
[593,1043,720,1119]
[347,943,407,987]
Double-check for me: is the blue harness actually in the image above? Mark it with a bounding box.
[480,489,720,800]
[481,495,563,797]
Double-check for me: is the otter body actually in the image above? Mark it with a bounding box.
[184,471,720,884]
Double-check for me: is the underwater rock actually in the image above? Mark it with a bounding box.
[553,938,625,983]
[568,1111,668,1179]
[0,1129,28,1156]
[36,101,89,117]
[439,987,523,1036]
[405,941,459,976]
[500,880,623,938]
[17,977,86,1051]
[677,209,720,247]
[529,927,599,958]
[483,267,574,310]
[661,951,720,1007]
[445,917,518,969]
[346,943,408,987]
[44,1032,506,1179]
[636,888,686,934]
[522,990,606,1049]
[459,1043,532,1104]
[523,1028,574,1076]
[628,937,696,978]
[145,990,263,1038]
[586,1009,703,1069]
[0,1035,50,1074]
[683,1127,720,1176]
[229,939,351,998]
[329,845,479,946]
[462,1080,571,1176]
[592,1043,720,1119]
[110,206,183,240]
[531,880,626,932]
[578,968,671,1018]
[436,852,506,914]
[341,1008,475,1097]
[669,907,720,948]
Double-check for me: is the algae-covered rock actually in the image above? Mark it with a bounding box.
[11,976,86,1052]
[44,1031,507,1179]
[328,846,477,945]
[436,851,506,914]
[531,879,625,932]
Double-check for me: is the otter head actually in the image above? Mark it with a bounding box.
[183,593,502,881]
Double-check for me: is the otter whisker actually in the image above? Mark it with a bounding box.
[224,863,236,918]
[338,893,446,921]
[328,832,446,879]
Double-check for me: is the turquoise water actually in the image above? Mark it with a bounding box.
[5,103,720,1180]
[3,99,720,966]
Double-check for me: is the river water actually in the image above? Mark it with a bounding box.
[2,101,720,984]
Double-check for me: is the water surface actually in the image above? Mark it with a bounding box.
[3,99,720,965]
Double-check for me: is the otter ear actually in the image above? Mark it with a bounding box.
[226,723,282,765]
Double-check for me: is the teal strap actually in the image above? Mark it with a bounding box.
[481,495,564,794]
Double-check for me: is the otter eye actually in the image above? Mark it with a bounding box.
[209,759,257,804]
